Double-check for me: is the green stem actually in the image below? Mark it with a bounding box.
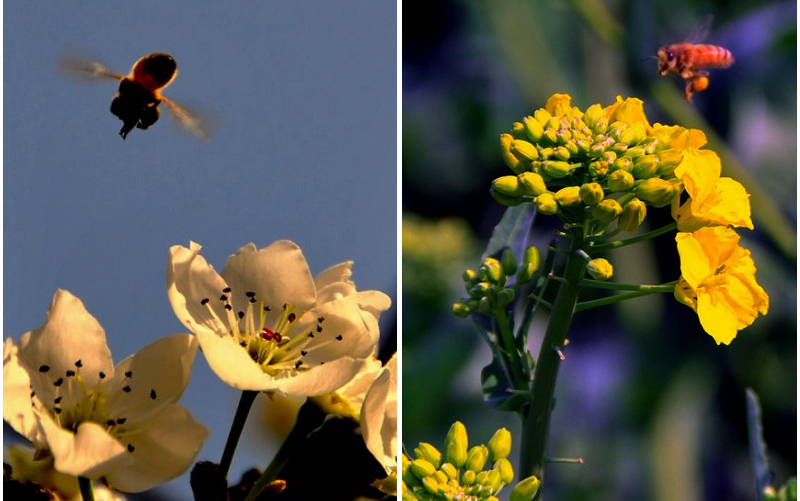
[575,289,670,312]
[589,222,677,252]
[579,279,678,292]
[78,477,95,501]
[220,390,259,479]
[520,232,586,498]
[494,304,528,388]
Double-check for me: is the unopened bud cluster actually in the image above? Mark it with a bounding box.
[493,95,686,231]
[402,422,540,501]
[452,246,540,318]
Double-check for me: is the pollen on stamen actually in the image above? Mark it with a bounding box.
[54,396,62,404]
[66,370,76,377]
[288,313,296,322]
[224,304,233,311]
[220,294,228,301]
[261,328,275,341]
[200,298,210,306]
[237,311,245,319]
[74,360,83,368]
[54,378,64,387]
[274,333,283,343]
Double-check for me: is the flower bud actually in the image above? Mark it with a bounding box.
[414,443,443,468]
[588,160,609,178]
[618,198,647,232]
[551,145,571,161]
[656,149,683,176]
[517,172,547,197]
[482,257,504,284]
[591,199,623,224]
[622,145,647,159]
[579,182,604,206]
[452,302,472,317]
[492,176,525,197]
[509,475,541,501]
[498,249,517,277]
[586,258,613,280]
[618,122,646,146]
[484,470,503,491]
[517,246,541,283]
[421,475,439,495]
[445,422,469,468]
[461,469,477,486]
[534,192,558,215]
[582,103,604,129]
[465,445,489,472]
[610,156,633,173]
[634,178,673,204]
[522,116,544,142]
[574,138,591,155]
[432,470,448,485]
[648,178,682,208]
[607,169,634,192]
[410,459,437,479]
[497,288,516,307]
[487,427,512,461]
[533,108,551,126]
[500,134,524,174]
[440,462,458,480]
[494,458,515,484]
[539,160,576,178]
[490,189,525,207]
[511,139,539,161]
[554,186,582,207]
[632,154,660,179]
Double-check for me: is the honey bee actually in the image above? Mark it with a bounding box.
[657,43,734,103]
[60,52,214,140]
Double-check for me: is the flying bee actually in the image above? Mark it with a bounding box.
[60,52,215,140]
[657,43,734,103]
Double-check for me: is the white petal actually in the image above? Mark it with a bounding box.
[103,404,209,493]
[220,241,317,323]
[17,290,115,412]
[333,356,384,409]
[103,335,198,425]
[294,296,379,363]
[37,413,130,479]
[361,354,397,473]
[271,357,368,396]
[314,261,354,289]
[167,242,230,337]
[3,340,43,444]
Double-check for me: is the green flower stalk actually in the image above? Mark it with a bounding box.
[455,93,770,497]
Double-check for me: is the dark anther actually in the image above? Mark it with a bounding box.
[249,297,257,304]
[316,325,323,333]
[200,298,210,305]
[318,316,325,323]
[127,444,135,452]
[74,360,83,368]
[237,311,244,319]
[54,378,64,387]
[240,341,247,347]
[335,335,343,341]
[106,419,116,426]
[38,365,50,373]
[66,370,76,377]
[288,313,296,322]
[263,306,271,312]
[294,361,303,368]
[150,389,157,400]
[222,287,232,293]
[123,386,132,393]
[300,350,308,356]
[54,396,62,404]
[125,371,133,378]
[54,407,62,414]
[99,372,106,379]
[224,304,233,311]
[245,291,256,297]
[220,295,228,301]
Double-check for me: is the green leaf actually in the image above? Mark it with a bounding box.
[746,388,773,498]
[481,359,530,412]
[483,204,537,284]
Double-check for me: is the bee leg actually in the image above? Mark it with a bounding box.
[136,105,160,130]
[119,121,136,139]
[683,80,694,103]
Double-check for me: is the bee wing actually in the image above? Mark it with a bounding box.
[686,14,714,43]
[160,96,218,140]
[58,52,125,83]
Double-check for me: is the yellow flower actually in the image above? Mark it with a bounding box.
[672,149,753,231]
[544,93,574,117]
[675,226,769,345]
[604,96,650,128]
[652,123,708,149]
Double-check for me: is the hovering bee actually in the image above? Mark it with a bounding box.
[657,43,734,103]
[60,52,214,140]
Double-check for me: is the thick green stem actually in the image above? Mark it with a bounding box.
[78,477,95,501]
[220,390,259,479]
[519,233,586,498]
[494,304,528,388]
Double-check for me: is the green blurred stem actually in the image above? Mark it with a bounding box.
[589,222,677,252]
[78,477,95,501]
[494,304,528,389]
[220,390,258,479]
[520,231,586,498]
[579,279,677,291]
[575,289,671,312]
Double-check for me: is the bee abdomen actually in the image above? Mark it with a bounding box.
[695,45,734,68]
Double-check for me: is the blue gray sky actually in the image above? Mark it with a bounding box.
[4,2,396,498]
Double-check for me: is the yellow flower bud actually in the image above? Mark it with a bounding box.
[482,257,504,284]
[539,160,576,178]
[440,462,458,480]
[610,156,633,173]
[607,169,634,192]
[534,192,558,215]
[488,427,512,461]
[632,154,660,179]
[579,182,605,206]
[461,469,477,486]
[414,442,443,468]
[452,302,472,317]
[533,108,551,125]
[517,246,541,283]
[586,258,613,280]
[622,145,647,159]
[634,177,673,204]
[522,116,544,142]
[591,198,623,224]
[555,186,582,207]
[421,475,439,494]
[618,122,646,146]
[465,445,489,472]
[656,149,683,176]
[491,176,525,198]
[445,421,469,468]
[511,139,539,161]
[500,134,525,174]
[551,145,571,161]
[517,172,547,197]
[490,189,526,207]
[618,198,647,232]
[494,458,515,484]
[582,103,604,129]
[509,475,541,501]
[410,459,437,479]
[544,93,573,116]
